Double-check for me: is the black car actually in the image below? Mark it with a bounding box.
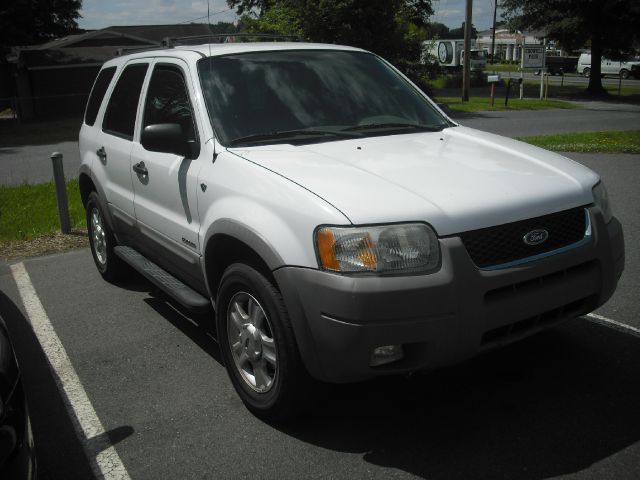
[0,314,36,479]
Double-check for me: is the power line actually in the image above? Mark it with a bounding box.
[179,7,234,24]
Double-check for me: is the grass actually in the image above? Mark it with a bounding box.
[485,63,521,72]
[435,96,579,113]
[0,179,86,242]
[516,130,640,154]
[427,73,640,104]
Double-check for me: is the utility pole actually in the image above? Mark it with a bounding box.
[490,0,498,63]
[462,0,472,101]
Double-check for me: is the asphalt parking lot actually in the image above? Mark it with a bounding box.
[0,149,639,479]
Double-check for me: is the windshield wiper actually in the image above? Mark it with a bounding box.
[343,122,449,133]
[228,129,360,146]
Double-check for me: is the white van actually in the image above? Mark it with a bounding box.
[577,53,640,79]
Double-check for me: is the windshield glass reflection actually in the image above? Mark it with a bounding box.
[198,50,448,146]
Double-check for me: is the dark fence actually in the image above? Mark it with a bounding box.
[0,93,89,121]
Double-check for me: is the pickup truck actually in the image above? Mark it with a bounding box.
[79,40,624,421]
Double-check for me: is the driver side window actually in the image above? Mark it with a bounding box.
[143,64,199,154]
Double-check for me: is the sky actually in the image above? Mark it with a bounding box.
[78,0,503,31]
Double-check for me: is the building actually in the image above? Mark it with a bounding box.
[4,24,217,119]
[476,28,550,62]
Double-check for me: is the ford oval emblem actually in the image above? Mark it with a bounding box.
[523,229,549,246]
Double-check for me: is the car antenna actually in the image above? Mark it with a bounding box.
[207,0,218,163]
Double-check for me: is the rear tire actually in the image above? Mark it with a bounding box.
[620,69,629,79]
[216,263,313,422]
[583,67,591,77]
[86,192,125,282]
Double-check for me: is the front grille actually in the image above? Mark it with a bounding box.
[460,207,587,268]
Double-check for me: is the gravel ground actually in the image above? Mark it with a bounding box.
[0,229,87,262]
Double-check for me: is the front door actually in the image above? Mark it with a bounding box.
[130,58,205,289]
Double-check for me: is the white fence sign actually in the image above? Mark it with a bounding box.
[523,45,545,69]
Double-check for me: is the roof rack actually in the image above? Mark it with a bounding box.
[162,33,303,47]
[115,45,166,57]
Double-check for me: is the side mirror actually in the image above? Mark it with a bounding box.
[141,123,190,157]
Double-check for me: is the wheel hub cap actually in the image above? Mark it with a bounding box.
[91,208,107,265]
[241,324,263,362]
[227,292,278,393]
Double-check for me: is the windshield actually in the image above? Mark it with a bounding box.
[197,50,450,146]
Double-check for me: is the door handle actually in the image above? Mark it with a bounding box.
[96,146,107,162]
[132,161,148,176]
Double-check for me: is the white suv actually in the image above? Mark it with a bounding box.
[79,41,624,421]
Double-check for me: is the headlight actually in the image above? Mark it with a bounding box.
[315,223,440,274]
[592,181,613,223]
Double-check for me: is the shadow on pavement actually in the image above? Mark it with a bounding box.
[276,319,640,479]
[449,111,506,121]
[0,289,134,480]
[143,294,221,365]
[0,117,81,147]
[110,267,221,363]
[0,147,17,156]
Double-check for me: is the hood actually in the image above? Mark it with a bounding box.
[228,126,599,236]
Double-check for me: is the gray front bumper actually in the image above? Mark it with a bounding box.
[275,208,624,383]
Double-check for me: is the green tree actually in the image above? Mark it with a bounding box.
[231,0,433,64]
[228,0,275,16]
[425,22,451,39]
[238,3,302,36]
[0,0,82,51]
[447,22,477,39]
[501,0,640,95]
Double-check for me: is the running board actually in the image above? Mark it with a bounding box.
[114,246,210,312]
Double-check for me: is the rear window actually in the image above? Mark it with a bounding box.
[84,67,116,126]
[102,63,149,140]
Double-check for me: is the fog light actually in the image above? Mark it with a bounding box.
[369,344,404,367]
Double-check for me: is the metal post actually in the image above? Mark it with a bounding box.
[462,0,473,101]
[545,71,549,99]
[520,37,525,99]
[50,152,71,234]
[618,74,622,96]
[539,38,546,100]
[505,79,512,107]
[490,0,497,64]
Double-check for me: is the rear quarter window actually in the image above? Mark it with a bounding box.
[84,66,116,126]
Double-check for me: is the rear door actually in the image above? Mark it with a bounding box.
[130,58,205,289]
[94,60,150,236]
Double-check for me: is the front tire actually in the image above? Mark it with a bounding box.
[216,263,312,422]
[620,69,629,79]
[86,192,124,282]
[583,67,591,77]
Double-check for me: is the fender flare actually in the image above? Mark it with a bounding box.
[203,218,285,272]
[78,164,115,231]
